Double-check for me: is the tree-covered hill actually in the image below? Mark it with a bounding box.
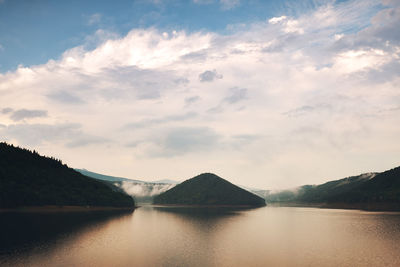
[153,173,266,207]
[265,167,400,210]
[0,142,135,208]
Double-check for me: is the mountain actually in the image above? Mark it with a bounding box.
[153,173,266,207]
[265,172,377,202]
[266,167,400,210]
[75,169,178,184]
[0,142,135,208]
[329,167,400,204]
[75,169,143,183]
[75,169,177,203]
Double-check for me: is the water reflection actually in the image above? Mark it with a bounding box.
[153,206,254,218]
[1,206,400,267]
[0,210,132,262]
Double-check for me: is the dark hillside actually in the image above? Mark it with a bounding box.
[0,142,135,208]
[265,167,400,210]
[153,173,265,207]
[330,167,400,204]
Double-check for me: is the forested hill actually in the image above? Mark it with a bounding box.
[0,142,135,208]
[153,173,266,207]
[266,167,400,210]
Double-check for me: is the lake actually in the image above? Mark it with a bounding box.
[1,206,400,266]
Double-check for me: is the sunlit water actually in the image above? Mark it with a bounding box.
[1,206,400,267]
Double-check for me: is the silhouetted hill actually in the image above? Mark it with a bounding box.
[266,167,400,210]
[0,142,135,208]
[330,167,400,203]
[153,173,266,206]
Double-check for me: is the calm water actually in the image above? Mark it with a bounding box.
[1,206,400,267]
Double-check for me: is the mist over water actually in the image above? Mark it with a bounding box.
[112,181,176,203]
[1,207,400,267]
[117,181,175,198]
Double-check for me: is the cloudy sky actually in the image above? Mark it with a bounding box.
[1,0,399,189]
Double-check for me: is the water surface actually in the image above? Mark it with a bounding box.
[1,206,400,266]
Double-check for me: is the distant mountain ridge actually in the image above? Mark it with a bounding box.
[153,173,266,207]
[266,167,400,210]
[75,169,178,184]
[75,169,178,203]
[0,143,135,208]
[75,169,143,183]
[265,172,377,202]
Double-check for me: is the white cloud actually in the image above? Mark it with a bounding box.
[268,16,287,24]
[284,19,304,34]
[118,181,175,197]
[0,0,399,189]
[333,49,390,73]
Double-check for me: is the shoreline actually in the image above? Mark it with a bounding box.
[0,205,138,213]
[268,202,400,212]
[152,204,266,208]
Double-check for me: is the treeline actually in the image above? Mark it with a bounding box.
[154,173,266,206]
[0,142,135,208]
[265,167,400,210]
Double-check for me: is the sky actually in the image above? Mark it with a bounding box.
[0,0,399,189]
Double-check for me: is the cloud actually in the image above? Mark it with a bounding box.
[124,112,197,129]
[268,16,287,24]
[283,105,315,117]
[383,0,400,6]
[66,136,109,148]
[47,91,84,104]
[206,87,247,113]
[229,134,261,150]
[1,107,13,114]
[199,69,223,82]
[224,87,247,104]
[185,96,200,105]
[0,122,108,148]
[146,127,221,157]
[0,123,81,146]
[162,127,220,155]
[174,77,190,85]
[9,109,48,121]
[117,181,175,197]
[0,1,399,188]
[88,13,102,25]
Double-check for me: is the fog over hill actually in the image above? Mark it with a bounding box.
[75,169,177,203]
[76,166,400,210]
[76,169,266,203]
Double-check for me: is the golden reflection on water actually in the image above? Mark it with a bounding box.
[1,206,400,267]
